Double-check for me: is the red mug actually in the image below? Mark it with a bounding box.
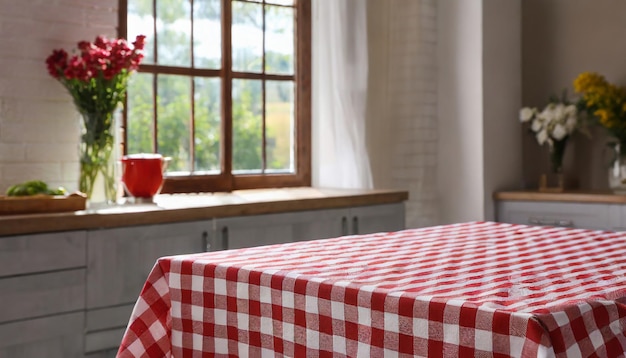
[121,154,168,199]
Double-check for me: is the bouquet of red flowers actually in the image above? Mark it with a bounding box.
[46,35,145,116]
[45,35,145,204]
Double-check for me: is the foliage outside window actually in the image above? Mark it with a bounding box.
[120,0,311,193]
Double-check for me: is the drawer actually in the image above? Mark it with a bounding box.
[0,312,84,358]
[0,231,86,278]
[0,269,85,323]
[496,201,611,230]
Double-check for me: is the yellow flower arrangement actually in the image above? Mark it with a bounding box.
[573,72,626,143]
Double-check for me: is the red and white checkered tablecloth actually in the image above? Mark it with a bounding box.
[117,221,626,357]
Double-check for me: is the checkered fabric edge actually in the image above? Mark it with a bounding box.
[117,260,174,358]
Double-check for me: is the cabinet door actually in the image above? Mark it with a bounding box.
[215,209,347,250]
[0,231,86,278]
[0,312,84,358]
[496,201,611,230]
[0,269,85,323]
[349,203,406,235]
[86,220,209,309]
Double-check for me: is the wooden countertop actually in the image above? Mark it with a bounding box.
[494,190,626,204]
[0,187,408,237]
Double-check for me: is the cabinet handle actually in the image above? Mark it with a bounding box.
[202,230,210,252]
[341,216,348,236]
[528,217,574,227]
[221,226,229,250]
[352,216,359,235]
[556,220,574,227]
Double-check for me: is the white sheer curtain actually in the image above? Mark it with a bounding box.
[312,0,373,189]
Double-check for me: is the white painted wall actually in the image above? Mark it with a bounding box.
[437,0,485,223]
[0,0,118,192]
[437,0,522,223]
[482,0,523,220]
[365,0,439,228]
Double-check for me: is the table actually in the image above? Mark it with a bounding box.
[117,221,626,357]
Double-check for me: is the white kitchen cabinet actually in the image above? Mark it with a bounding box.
[214,203,406,250]
[496,200,612,230]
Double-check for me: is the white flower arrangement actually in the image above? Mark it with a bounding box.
[519,102,579,147]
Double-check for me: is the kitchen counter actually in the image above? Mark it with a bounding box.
[493,190,626,204]
[0,187,408,237]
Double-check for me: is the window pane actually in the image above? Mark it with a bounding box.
[232,79,262,172]
[128,0,155,64]
[127,73,154,154]
[232,1,263,73]
[194,0,221,69]
[194,77,221,173]
[265,5,294,75]
[156,0,191,67]
[157,75,192,172]
[266,80,294,172]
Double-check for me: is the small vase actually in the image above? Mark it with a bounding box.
[79,111,118,208]
[608,141,626,194]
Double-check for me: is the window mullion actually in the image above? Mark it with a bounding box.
[190,0,196,172]
[294,0,312,184]
[119,0,128,156]
[222,0,233,183]
[152,0,159,153]
[261,0,267,173]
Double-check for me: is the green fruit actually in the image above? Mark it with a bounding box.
[47,187,67,196]
[6,184,18,196]
[10,186,25,196]
[5,180,62,197]
[25,180,48,192]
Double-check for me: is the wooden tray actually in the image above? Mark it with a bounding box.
[0,193,87,215]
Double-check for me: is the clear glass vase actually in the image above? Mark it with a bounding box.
[549,137,568,175]
[539,137,567,192]
[79,111,117,208]
[608,141,626,194]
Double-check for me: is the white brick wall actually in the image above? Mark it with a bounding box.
[0,0,117,192]
[383,0,439,228]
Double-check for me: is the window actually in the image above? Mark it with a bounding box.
[119,0,311,193]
